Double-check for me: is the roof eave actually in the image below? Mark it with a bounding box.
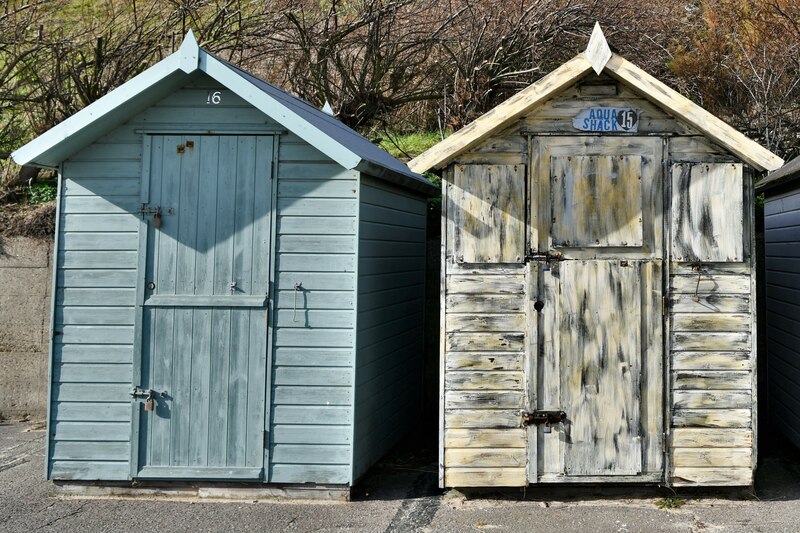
[12,44,196,168]
[355,160,439,197]
[756,157,800,193]
[199,52,362,171]
[408,53,594,173]
[603,55,783,172]
[410,21,783,174]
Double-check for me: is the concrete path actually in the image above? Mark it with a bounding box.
[2,420,799,532]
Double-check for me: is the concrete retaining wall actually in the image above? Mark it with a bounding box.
[0,236,51,420]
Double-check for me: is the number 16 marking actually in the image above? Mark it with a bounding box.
[207,91,222,105]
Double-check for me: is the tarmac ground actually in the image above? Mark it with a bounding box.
[1,419,799,532]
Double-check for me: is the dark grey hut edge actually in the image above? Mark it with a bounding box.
[212,53,440,198]
[758,156,800,450]
[756,156,800,194]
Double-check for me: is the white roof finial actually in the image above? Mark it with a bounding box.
[178,30,200,73]
[585,22,612,75]
[321,101,335,116]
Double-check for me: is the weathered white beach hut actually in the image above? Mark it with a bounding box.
[756,157,800,451]
[410,24,783,488]
[12,32,437,493]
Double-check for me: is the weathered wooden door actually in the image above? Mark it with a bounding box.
[131,135,274,480]
[528,136,664,482]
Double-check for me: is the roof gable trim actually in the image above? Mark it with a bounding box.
[199,53,361,170]
[586,22,612,75]
[604,55,783,172]
[408,54,593,173]
[11,52,186,167]
[179,29,200,73]
[409,23,783,173]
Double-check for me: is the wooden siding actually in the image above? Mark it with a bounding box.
[668,263,755,487]
[50,73,356,483]
[520,77,699,136]
[764,189,800,449]
[52,125,142,480]
[439,70,757,488]
[352,177,427,482]
[450,164,525,263]
[671,163,744,262]
[268,132,358,485]
[443,265,527,487]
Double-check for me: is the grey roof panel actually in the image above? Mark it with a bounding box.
[214,55,437,195]
[757,156,800,193]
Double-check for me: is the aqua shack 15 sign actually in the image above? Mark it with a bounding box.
[573,107,639,132]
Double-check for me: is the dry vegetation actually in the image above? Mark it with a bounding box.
[0,0,798,235]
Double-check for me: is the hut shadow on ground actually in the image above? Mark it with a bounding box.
[352,422,800,504]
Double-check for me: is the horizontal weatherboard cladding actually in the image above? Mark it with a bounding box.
[267,135,358,485]
[352,176,427,482]
[764,187,800,450]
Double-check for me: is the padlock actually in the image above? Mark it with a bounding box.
[145,397,155,412]
[152,212,162,229]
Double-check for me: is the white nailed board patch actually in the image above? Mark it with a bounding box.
[573,107,639,133]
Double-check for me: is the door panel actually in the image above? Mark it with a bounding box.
[529,136,663,482]
[133,135,274,480]
[559,260,642,476]
[551,155,643,247]
[533,136,662,259]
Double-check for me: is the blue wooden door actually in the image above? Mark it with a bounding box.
[132,135,274,480]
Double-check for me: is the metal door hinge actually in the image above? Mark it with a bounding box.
[138,204,161,217]
[662,432,668,450]
[526,251,564,263]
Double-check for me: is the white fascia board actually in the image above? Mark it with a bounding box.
[12,52,186,167]
[200,52,362,170]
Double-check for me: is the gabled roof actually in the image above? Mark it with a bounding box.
[756,156,800,193]
[12,31,437,196]
[409,23,783,174]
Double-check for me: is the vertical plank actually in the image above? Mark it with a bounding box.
[233,136,257,294]
[246,136,273,469]
[157,135,181,296]
[539,142,552,253]
[129,134,151,477]
[213,136,237,296]
[642,260,664,473]
[189,307,211,467]
[195,136,220,298]
[170,307,193,466]
[176,135,200,295]
[227,308,250,466]
[252,136,274,297]
[528,136,539,253]
[539,263,561,474]
[208,307,231,466]
[263,135,280,478]
[525,261,539,483]
[746,168,758,476]
[150,307,174,466]
[439,175,449,488]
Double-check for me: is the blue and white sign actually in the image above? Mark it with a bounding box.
[573,107,639,132]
